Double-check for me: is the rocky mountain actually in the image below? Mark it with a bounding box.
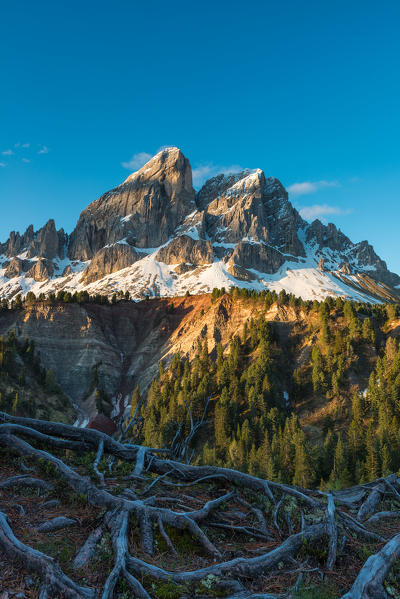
[0,147,399,303]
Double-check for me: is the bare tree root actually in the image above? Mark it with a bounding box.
[126,523,327,582]
[0,474,53,492]
[103,509,151,599]
[357,482,385,521]
[37,516,77,532]
[1,413,400,598]
[341,533,400,599]
[73,526,103,569]
[326,492,337,571]
[0,512,94,599]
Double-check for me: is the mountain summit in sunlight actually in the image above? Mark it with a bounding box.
[1,147,399,303]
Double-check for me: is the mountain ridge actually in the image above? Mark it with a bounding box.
[0,147,398,303]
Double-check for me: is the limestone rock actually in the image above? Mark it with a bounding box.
[306,220,350,254]
[4,257,32,279]
[62,265,72,276]
[68,147,195,260]
[0,147,398,300]
[25,258,54,282]
[227,263,257,281]
[26,219,63,260]
[228,241,287,274]
[156,235,213,266]
[174,263,196,274]
[339,262,352,275]
[80,244,141,284]
[199,170,305,260]
[2,221,65,260]
[2,225,34,257]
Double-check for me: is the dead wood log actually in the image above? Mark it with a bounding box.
[341,533,400,599]
[357,482,385,521]
[326,492,337,570]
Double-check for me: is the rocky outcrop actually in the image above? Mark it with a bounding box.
[229,241,287,274]
[228,263,257,281]
[2,225,35,257]
[262,177,306,257]
[26,219,65,260]
[80,244,141,284]
[156,235,213,266]
[199,170,305,259]
[305,221,400,287]
[305,220,350,253]
[347,241,400,286]
[203,170,270,244]
[1,220,65,260]
[4,257,32,279]
[339,262,352,275]
[68,147,195,261]
[25,258,54,282]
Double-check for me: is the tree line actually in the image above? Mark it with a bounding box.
[132,289,400,489]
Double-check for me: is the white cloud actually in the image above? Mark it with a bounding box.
[298,204,351,222]
[22,158,30,163]
[192,163,244,188]
[0,162,6,167]
[122,151,153,171]
[121,148,244,187]
[22,142,30,148]
[156,144,176,153]
[38,145,49,154]
[287,180,340,196]
[2,149,14,156]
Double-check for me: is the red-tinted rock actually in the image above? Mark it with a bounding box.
[86,414,116,436]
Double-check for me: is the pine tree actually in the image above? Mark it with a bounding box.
[292,431,314,488]
[364,425,380,480]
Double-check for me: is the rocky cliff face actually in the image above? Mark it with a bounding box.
[68,147,195,261]
[0,147,399,303]
[1,219,66,261]
[80,244,141,284]
[0,295,303,414]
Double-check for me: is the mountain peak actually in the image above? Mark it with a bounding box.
[1,149,399,303]
[123,147,188,185]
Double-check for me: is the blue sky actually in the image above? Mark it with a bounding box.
[1,1,400,271]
